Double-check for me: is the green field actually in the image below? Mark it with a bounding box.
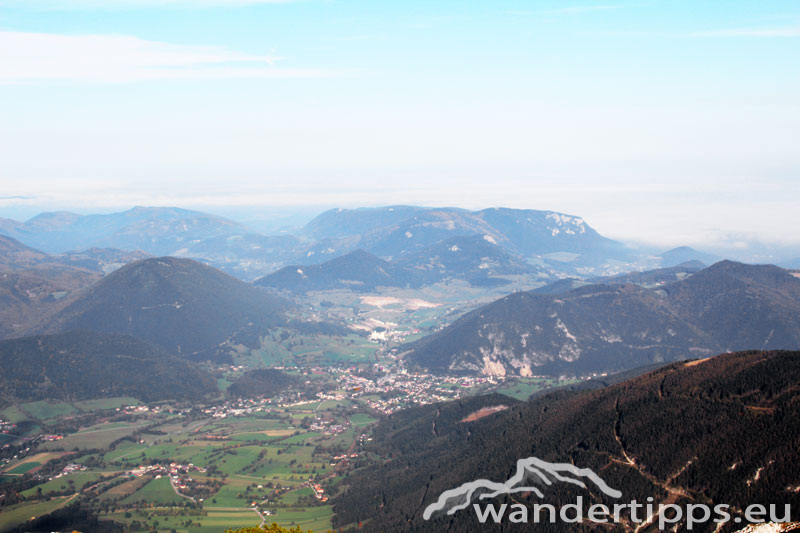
[278,486,314,505]
[73,397,140,411]
[349,413,377,427]
[2,409,341,532]
[104,508,263,533]
[241,331,377,368]
[42,421,150,450]
[495,377,576,400]
[0,367,370,533]
[121,476,187,505]
[0,405,30,423]
[5,462,40,475]
[271,505,332,530]
[0,496,76,533]
[20,472,104,498]
[1,397,139,425]
[100,475,153,501]
[19,400,77,420]
[104,440,148,462]
[229,432,281,443]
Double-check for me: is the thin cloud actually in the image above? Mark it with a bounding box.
[546,5,622,15]
[1,0,298,9]
[689,26,800,38]
[0,31,336,83]
[507,5,622,16]
[334,34,373,42]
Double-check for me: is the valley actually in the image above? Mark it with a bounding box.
[0,350,574,532]
[1,205,798,532]
[0,269,581,532]
[4,1,799,529]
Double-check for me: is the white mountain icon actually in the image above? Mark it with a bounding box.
[423,456,622,520]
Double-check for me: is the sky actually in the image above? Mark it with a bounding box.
[0,0,798,249]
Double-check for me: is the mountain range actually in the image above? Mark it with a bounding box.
[296,206,635,274]
[0,207,241,256]
[532,260,706,295]
[0,207,303,280]
[402,261,800,377]
[0,205,674,281]
[0,234,148,276]
[657,246,720,268]
[256,235,549,293]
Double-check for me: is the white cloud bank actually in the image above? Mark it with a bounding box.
[0,31,332,83]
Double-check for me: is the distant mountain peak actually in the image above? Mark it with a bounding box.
[659,245,719,268]
[42,255,287,361]
[256,249,405,293]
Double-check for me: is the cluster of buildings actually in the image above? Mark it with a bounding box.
[117,405,158,414]
[202,397,274,419]
[128,462,205,478]
[367,326,420,344]
[316,365,500,414]
[331,453,359,463]
[128,464,164,477]
[0,418,14,434]
[308,418,347,435]
[201,388,320,420]
[311,482,328,502]
[0,446,31,469]
[53,462,86,478]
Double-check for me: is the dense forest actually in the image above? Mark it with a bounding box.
[227,369,299,398]
[0,331,217,405]
[333,350,800,532]
[39,257,290,362]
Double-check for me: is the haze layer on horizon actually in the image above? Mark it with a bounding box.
[1,0,798,249]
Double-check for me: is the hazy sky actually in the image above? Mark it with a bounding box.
[0,0,798,247]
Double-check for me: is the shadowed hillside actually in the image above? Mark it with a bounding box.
[333,350,800,532]
[0,331,217,405]
[403,261,800,376]
[39,257,289,361]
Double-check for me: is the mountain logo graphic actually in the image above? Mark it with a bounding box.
[423,457,622,520]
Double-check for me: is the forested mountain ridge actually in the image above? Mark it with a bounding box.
[0,331,217,405]
[402,261,800,377]
[255,236,549,293]
[227,369,300,398]
[333,349,800,532]
[396,235,549,287]
[38,256,290,362]
[255,250,413,293]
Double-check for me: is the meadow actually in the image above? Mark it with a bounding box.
[0,396,367,532]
